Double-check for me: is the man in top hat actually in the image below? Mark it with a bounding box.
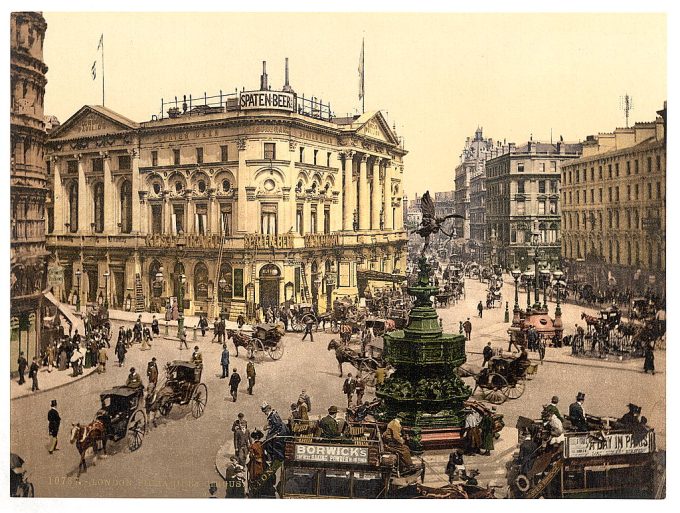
[246,356,256,394]
[17,351,27,385]
[318,406,341,439]
[48,399,61,454]
[544,395,564,423]
[568,392,588,432]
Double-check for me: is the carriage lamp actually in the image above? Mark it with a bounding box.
[510,268,522,314]
[103,270,110,309]
[540,268,551,309]
[75,269,82,312]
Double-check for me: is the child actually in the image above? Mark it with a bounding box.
[445,450,465,483]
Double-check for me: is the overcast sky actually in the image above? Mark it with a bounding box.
[42,12,666,195]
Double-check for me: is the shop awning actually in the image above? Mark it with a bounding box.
[357,270,407,284]
[43,291,80,329]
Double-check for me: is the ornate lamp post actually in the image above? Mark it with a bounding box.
[523,268,533,310]
[553,269,564,317]
[540,268,551,310]
[511,267,522,321]
[176,233,186,338]
[531,221,542,308]
[103,270,110,309]
[75,269,81,312]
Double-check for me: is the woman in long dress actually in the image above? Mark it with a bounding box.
[58,348,67,371]
[643,342,655,374]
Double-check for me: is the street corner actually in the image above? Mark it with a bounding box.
[215,439,235,481]
[11,366,98,401]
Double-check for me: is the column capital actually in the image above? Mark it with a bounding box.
[358,154,369,163]
[99,150,110,159]
[74,153,84,162]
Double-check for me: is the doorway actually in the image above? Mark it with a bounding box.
[259,264,281,310]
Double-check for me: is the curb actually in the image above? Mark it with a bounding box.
[11,367,98,402]
[215,440,234,481]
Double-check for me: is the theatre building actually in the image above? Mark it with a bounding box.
[45,63,407,319]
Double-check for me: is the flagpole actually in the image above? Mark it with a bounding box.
[362,38,365,114]
[101,35,105,106]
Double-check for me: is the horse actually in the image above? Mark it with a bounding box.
[580,312,601,331]
[69,420,107,476]
[327,339,360,377]
[227,330,253,358]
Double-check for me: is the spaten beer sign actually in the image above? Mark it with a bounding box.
[294,443,369,465]
[564,431,655,459]
[239,91,296,112]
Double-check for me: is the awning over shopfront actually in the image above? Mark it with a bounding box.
[43,291,81,331]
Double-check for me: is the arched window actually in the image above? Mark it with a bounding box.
[149,260,162,298]
[194,262,209,301]
[93,182,104,233]
[68,182,78,232]
[219,263,233,301]
[120,180,132,233]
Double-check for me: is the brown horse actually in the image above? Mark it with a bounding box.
[227,330,253,358]
[580,312,601,330]
[327,339,360,377]
[69,420,107,476]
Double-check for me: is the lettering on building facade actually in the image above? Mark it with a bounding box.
[239,91,296,112]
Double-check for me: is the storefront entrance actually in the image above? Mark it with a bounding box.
[259,264,281,311]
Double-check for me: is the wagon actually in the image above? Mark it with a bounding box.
[461,354,531,405]
[149,360,208,419]
[97,386,147,452]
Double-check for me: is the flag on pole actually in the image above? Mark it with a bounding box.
[97,34,103,51]
[91,61,97,80]
[358,38,365,101]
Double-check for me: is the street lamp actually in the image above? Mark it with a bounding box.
[540,268,551,309]
[75,269,81,312]
[553,269,564,317]
[511,267,522,315]
[177,273,186,338]
[103,270,110,309]
[531,222,542,308]
[523,268,533,310]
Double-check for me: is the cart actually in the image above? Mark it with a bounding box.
[148,360,208,419]
[290,304,318,332]
[251,323,285,360]
[97,386,147,452]
[461,354,531,405]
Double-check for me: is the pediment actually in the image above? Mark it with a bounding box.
[356,112,400,145]
[50,106,138,140]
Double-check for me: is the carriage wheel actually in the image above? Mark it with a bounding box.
[291,320,304,332]
[506,376,526,400]
[515,474,531,493]
[482,373,508,405]
[249,339,266,362]
[191,383,208,418]
[158,395,173,417]
[358,360,377,387]
[126,410,146,452]
[267,340,284,360]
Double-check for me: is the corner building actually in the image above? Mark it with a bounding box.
[45,68,407,319]
[10,12,49,365]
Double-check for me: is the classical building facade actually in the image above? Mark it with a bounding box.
[434,191,455,219]
[560,109,665,290]
[10,12,49,365]
[485,139,582,269]
[45,65,407,319]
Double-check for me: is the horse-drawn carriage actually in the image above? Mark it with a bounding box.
[228,323,285,361]
[289,303,319,332]
[85,303,110,333]
[328,339,386,387]
[460,354,534,405]
[97,386,148,451]
[147,360,208,419]
[630,297,655,321]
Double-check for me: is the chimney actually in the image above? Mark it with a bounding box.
[282,57,293,92]
[260,61,268,91]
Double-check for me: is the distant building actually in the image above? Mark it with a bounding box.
[405,193,422,230]
[560,106,665,292]
[10,12,49,365]
[485,138,582,269]
[434,191,456,219]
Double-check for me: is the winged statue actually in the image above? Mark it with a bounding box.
[412,191,465,252]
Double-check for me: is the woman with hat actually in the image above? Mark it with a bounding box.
[247,429,266,482]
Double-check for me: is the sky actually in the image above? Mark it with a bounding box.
[41,12,666,196]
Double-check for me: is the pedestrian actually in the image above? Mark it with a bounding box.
[218,318,226,345]
[463,318,472,341]
[47,342,57,372]
[179,326,188,350]
[221,344,230,379]
[299,389,312,413]
[97,345,108,373]
[115,338,127,367]
[70,346,83,377]
[134,316,143,343]
[568,392,588,432]
[537,335,546,364]
[545,395,564,422]
[302,316,314,341]
[477,300,484,318]
[343,372,357,407]
[237,313,246,329]
[463,408,482,455]
[17,351,27,385]
[247,429,266,484]
[482,342,493,368]
[643,342,655,375]
[232,413,250,466]
[48,399,61,454]
[146,357,159,393]
[29,357,40,391]
[229,368,241,402]
[141,326,153,350]
[445,450,465,483]
[480,409,495,455]
[198,315,208,337]
[191,345,203,366]
[151,315,160,336]
[355,374,366,405]
[246,356,256,394]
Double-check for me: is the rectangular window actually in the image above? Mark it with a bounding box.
[233,268,244,298]
[151,204,162,234]
[296,206,304,235]
[608,165,612,179]
[195,204,207,235]
[635,184,639,200]
[261,203,277,234]
[647,157,652,173]
[635,159,639,174]
[539,162,545,172]
[264,142,276,160]
[151,151,158,167]
[118,155,131,170]
[299,147,304,162]
[598,188,602,202]
[575,170,580,183]
[517,162,525,173]
[657,155,661,171]
[173,149,181,165]
[516,200,525,215]
[549,199,557,214]
[172,204,184,234]
[220,205,232,236]
[517,180,525,194]
[647,183,652,199]
[600,166,604,179]
[324,206,331,234]
[92,158,103,173]
[538,200,546,215]
[538,180,546,194]
[627,185,631,200]
[550,180,558,194]
[220,145,228,162]
[313,149,318,166]
[590,189,594,203]
[626,161,630,175]
[608,187,612,202]
[310,208,318,234]
[615,186,619,201]
[550,161,557,172]
[196,147,203,164]
[327,152,332,167]
[657,181,661,199]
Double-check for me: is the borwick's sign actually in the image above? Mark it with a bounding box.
[564,431,655,459]
[294,444,369,464]
[239,91,296,112]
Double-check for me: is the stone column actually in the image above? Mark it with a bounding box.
[77,155,89,233]
[383,159,393,230]
[185,192,194,234]
[131,149,141,233]
[163,194,172,234]
[358,155,369,230]
[371,158,381,230]
[237,138,247,233]
[341,153,351,230]
[52,157,64,234]
[208,190,218,234]
[102,152,115,232]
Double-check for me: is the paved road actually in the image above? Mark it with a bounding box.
[10,273,664,497]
